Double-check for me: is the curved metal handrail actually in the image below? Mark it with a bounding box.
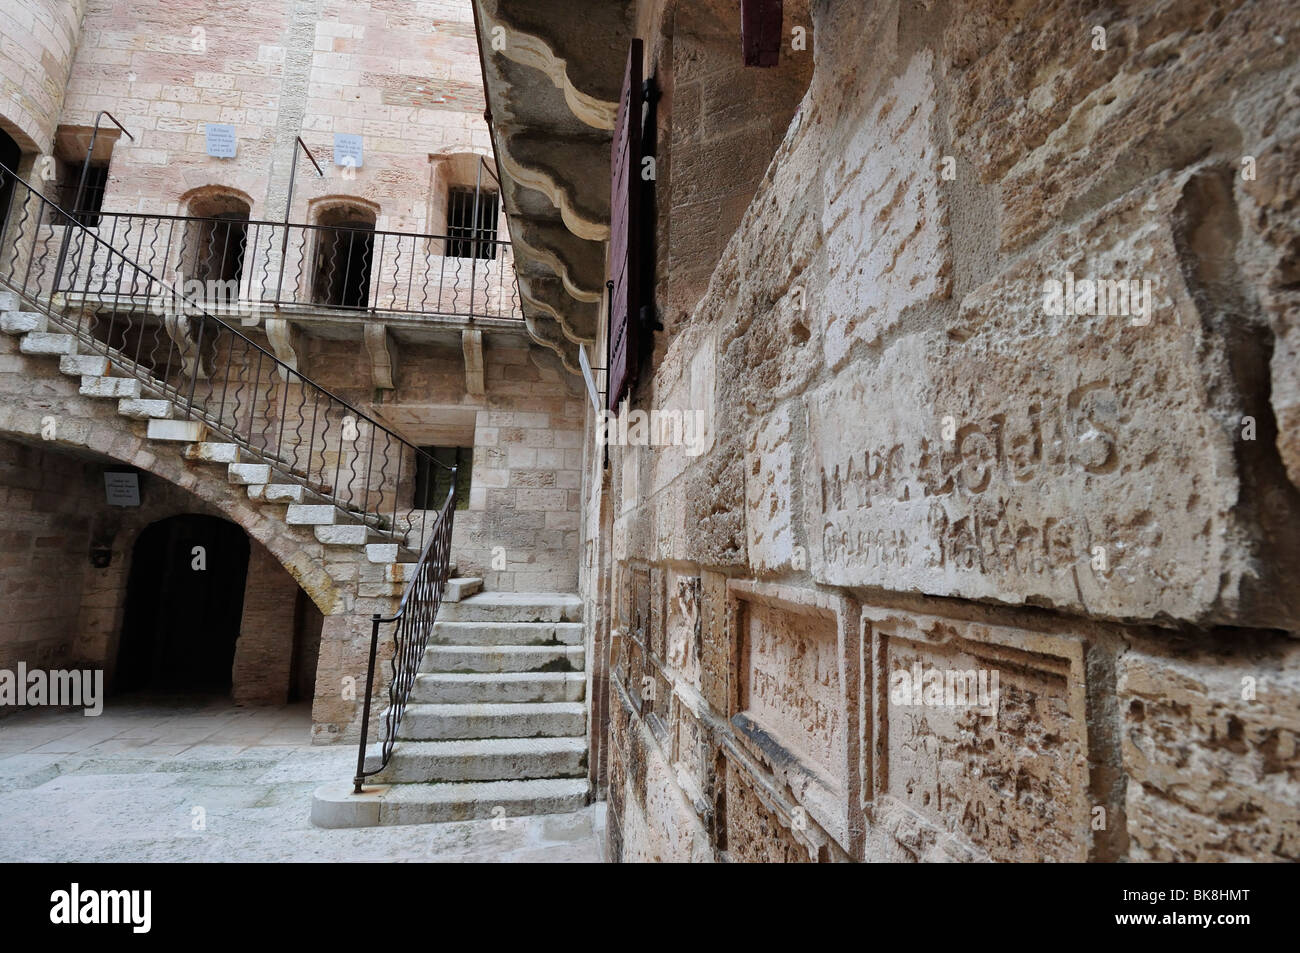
[352,483,458,790]
[0,163,454,551]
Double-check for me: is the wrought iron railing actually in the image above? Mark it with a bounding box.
[43,209,522,322]
[353,485,456,790]
[0,164,456,554]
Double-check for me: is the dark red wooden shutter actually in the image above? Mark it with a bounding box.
[741,0,783,67]
[607,39,642,413]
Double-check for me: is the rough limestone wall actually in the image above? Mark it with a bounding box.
[60,0,488,229]
[600,0,1300,862]
[0,0,86,153]
[232,539,301,705]
[302,333,586,592]
[0,329,399,742]
[0,437,95,673]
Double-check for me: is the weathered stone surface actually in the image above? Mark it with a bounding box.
[821,50,951,368]
[1119,635,1300,862]
[736,598,842,779]
[744,403,797,573]
[804,169,1300,626]
[728,581,860,855]
[1236,103,1300,491]
[946,0,1300,251]
[864,606,1092,863]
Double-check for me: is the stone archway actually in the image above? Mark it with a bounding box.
[0,327,402,741]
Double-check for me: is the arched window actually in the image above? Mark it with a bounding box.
[183,191,251,286]
[311,203,375,309]
[0,127,22,232]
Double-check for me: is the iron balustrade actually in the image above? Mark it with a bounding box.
[0,163,458,559]
[38,209,522,322]
[0,165,470,785]
[353,484,456,790]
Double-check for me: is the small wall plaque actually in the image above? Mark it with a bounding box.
[104,471,140,507]
[334,133,363,169]
[205,123,237,158]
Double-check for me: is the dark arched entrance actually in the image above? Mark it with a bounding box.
[311,204,375,308]
[0,127,22,232]
[115,514,250,694]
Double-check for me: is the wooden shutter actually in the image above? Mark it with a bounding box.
[741,0,783,67]
[607,39,643,413]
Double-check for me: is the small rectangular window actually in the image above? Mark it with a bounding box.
[445,188,499,260]
[413,446,472,510]
[57,162,109,228]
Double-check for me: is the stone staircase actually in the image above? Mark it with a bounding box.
[1,290,591,826]
[311,591,590,827]
[0,291,486,600]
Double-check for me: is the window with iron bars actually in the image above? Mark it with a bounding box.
[445,187,499,260]
[57,162,109,228]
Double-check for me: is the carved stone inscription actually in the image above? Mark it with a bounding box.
[738,601,843,781]
[804,326,1234,621]
[869,610,1090,862]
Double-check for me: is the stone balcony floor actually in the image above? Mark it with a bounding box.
[0,696,603,862]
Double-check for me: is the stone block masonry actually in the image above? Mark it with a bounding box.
[586,0,1300,863]
[58,0,490,232]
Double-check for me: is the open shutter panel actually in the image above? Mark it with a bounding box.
[607,38,642,413]
[741,0,783,67]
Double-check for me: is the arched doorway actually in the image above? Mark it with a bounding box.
[115,515,251,694]
[311,204,375,308]
[0,127,22,232]
[183,191,251,289]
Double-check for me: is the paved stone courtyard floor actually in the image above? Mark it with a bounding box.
[0,697,604,863]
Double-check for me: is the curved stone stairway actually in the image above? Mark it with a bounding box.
[1,291,590,826]
[0,291,491,601]
[312,591,589,827]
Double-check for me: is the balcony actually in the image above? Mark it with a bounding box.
[13,207,522,329]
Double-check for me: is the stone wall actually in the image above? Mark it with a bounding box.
[233,539,302,705]
[303,331,586,591]
[0,437,96,673]
[58,0,489,231]
[0,0,86,153]
[591,0,1300,862]
[0,328,396,739]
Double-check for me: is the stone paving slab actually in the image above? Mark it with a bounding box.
[0,698,603,863]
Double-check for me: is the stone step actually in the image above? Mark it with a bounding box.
[397,702,586,741]
[436,592,583,624]
[443,576,482,602]
[59,354,109,376]
[227,462,271,485]
[248,483,305,504]
[118,398,174,419]
[184,442,246,464]
[371,737,587,784]
[19,332,76,355]
[1,311,46,334]
[0,291,20,311]
[411,672,585,705]
[422,644,584,674]
[146,418,205,442]
[310,777,590,828]
[80,375,142,399]
[286,504,351,526]
[314,523,384,546]
[431,620,583,647]
[366,542,420,564]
